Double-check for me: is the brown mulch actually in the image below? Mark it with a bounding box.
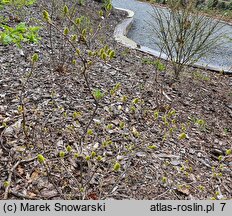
[0,0,231,200]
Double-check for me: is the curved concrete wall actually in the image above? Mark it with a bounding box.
[113,7,137,49]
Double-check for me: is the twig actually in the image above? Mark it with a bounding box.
[10,191,40,200]
[0,131,8,152]
[3,156,38,200]
[105,63,123,72]
[44,165,65,199]
[102,153,135,199]
[153,188,171,200]
[171,189,182,200]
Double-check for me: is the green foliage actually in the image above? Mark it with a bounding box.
[42,10,50,22]
[113,162,121,171]
[0,22,40,46]
[78,0,85,6]
[110,83,121,96]
[42,3,114,73]
[66,145,72,152]
[93,89,104,100]
[193,71,210,81]
[226,149,231,155]
[217,1,226,10]
[91,151,96,158]
[63,5,69,15]
[63,27,69,35]
[142,57,155,65]
[148,145,157,150]
[37,154,45,164]
[0,0,36,20]
[74,153,79,158]
[218,155,223,162]
[59,151,65,158]
[132,98,139,104]
[0,0,36,13]
[142,58,166,71]
[87,129,93,135]
[0,0,36,8]
[32,53,39,62]
[207,0,218,9]
[155,0,166,4]
[154,110,159,120]
[178,132,187,140]
[195,119,206,128]
[102,0,112,11]
[162,176,167,183]
[97,155,102,161]
[3,181,10,187]
[229,2,232,10]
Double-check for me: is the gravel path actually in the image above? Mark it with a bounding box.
[112,0,232,73]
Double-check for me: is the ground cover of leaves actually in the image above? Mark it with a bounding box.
[0,0,231,200]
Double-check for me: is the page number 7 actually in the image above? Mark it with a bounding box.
[220,203,226,211]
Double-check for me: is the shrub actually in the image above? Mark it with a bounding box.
[217,2,226,10]
[228,2,232,10]
[195,0,205,8]
[155,0,166,4]
[149,0,224,79]
[0,22,40,46]
[207,0,218,9]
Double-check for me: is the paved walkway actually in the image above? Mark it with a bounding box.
[112,0,232,73]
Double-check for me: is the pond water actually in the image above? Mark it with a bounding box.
[112,0,232,72]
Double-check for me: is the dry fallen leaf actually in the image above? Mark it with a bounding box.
[17,165,24,176]
[87,192,99,200]
[4,119,22,136]
[30,170,40,182]
[177,187,190,196]
[40,189,58,198]
[27,191,37,198]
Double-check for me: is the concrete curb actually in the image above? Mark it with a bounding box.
[113,7,232,74]
[113,7,137,49]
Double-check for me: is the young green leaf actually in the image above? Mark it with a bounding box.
[63,5,69,15]
[93,89,103,100]
[59,151,65,158]
[32,53,39,62]
[178,133,187,140]
[37,154,45,164]
[114,162,121,171]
